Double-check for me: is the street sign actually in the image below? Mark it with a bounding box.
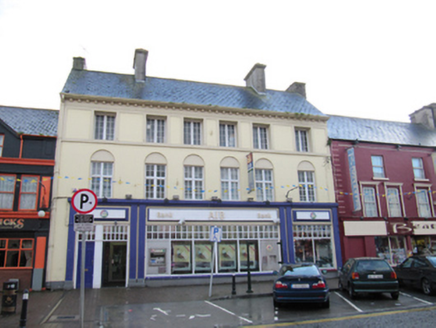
[210,226,222,243]
[72,189,98,214]
[74,214,94,232]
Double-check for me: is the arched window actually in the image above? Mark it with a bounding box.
[90,151,114,198]
[220,157,240,200]
[255,159,274,201]
[184,155,205,200]
[145,153,167,199]
[297,161,316,202]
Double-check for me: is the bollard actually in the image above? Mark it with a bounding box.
[246,243,253,294]
[19,289,29,328]
[232,274,236,295]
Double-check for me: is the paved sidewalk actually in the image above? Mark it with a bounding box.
[1,277,338,327]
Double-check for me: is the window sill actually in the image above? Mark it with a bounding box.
[372,177,389,181]
[414,178,430,182]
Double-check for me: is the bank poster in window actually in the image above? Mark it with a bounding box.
[219,243,236,271]
[172,244,191,272]
[195,244,212,271]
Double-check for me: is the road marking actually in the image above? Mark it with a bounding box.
[400,292,433,305]
[153,307,170,315]
[40,291,68,324]
[244,305,436,327]
[334,291,363,312]
[205,300,253,324]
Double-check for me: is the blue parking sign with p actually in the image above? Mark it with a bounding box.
[210,226,222,242]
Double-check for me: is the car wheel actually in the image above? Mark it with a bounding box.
[348,284,356,299]
[422,278,433,295]
[391,292,399,300]
[321,299,330,309]
[338,280,344,292]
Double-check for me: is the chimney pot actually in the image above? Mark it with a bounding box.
[73,57,86,70]
[133,49,148,82]
[244,63,266,94]
[286,82,306,99]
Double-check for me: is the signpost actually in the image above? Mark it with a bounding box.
[71,189,97,328]
[209,226,222,297]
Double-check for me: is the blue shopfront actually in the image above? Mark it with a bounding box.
[64,199,341,289]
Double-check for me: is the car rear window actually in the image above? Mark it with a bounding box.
[356,260,391,271]
[280,265,320,276]
[427,256,436,267]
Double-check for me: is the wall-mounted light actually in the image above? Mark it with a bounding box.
[211,196,220,201]
[265,200,270,206]
[178,219,185,225]
[286,197,293,203]
[247,197,254,202]
[172,195,180,201]
[125,194,132,200]
[38,210,47,218]
[102,197,108,203]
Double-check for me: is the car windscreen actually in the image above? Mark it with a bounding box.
[426,256,436,267]
[356,260,391,271]
[280,265,320,277]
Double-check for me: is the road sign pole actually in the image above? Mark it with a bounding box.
[80,234,86,328]
[209,241,217,297]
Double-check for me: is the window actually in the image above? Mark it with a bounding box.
[387,187,402,217]
[145,164,166,199]
[91,162,113,198]
[95,114,115,140]
[184,166,204,200]
[221,168,239,200]
[184,120,201,145]
[219,123,236,147]
[293,225,333,268]
[0,134,4,156]
[0,175,15,210]
[0,239,34,268]
[19,176,39,210]
[253,125,268,149]
[371,156,385,178]
[412,158,425,179]
[416,188,432,217]
[375,236,407,266]
[146,117,165,143]
[298,171,316,202]
[363,186,378,217]
[255,169,274,201]
[295,129,309,152]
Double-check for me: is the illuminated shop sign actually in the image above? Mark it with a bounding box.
[148,208,278,222]
[89,208,128,221]
[294,211,331,221]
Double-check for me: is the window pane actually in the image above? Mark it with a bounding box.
[417,190,431,217]
[371,156,385,178]
[412,158,425,179]
[295,129,309,152]
[387,188,402,217]
[363,187,378,217]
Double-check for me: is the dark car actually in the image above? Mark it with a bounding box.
[338,257,399,300]
[395,255,436,295]
[272,263,329,308]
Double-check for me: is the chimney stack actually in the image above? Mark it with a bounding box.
[73,57,86,70]
[410,103,436,129]
[244,63,266,94]
[286,82,306,99]
[133,49,149,82]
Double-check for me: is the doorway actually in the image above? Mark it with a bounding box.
[102,242,127,287]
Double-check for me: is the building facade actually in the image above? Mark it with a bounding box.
[0,106,57,290]
[46,49,341,289]
[328,112,436,266]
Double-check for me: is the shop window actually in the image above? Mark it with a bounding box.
[218,242,237,272]
[195,241,213,273]
[363,186,378,217]
[412,158,425,180]
[219,122,236,147]
[253,125,269,149]
[19,176,39,210]
[295,128,309,152]
[0,239,34,268]
[184,120,202,145]
[298,171,316,202]
[171,242,191,274]
[145,164,166,199]
[416,188,432,218]
[293,225,333,268]
[387,187,402,217]
[221,167,239,200]
[375,236,407,266]
[146,117,165,143]
[0,175,16,210]
[94,113,115,140]
[371,156,385,178]
[91,161,113,198]
[255,169,274,201]
[184,166,204,200]
[240,242,259,272]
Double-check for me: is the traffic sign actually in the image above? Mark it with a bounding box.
[209,226,222,242]
[72,189,98,214]
[74,214,94,232]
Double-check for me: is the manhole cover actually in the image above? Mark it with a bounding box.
[49,314,79,322]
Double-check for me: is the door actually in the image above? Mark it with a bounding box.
[76,242,94,289]
[102,242,127,287]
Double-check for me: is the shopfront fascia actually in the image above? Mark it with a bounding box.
[342,218,436,266]
[145,207,281,282]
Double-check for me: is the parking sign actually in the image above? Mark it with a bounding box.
[209,226,222,242]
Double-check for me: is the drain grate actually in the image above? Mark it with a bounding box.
[49,314,79,322]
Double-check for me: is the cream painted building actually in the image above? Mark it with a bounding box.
[46,49,341,289]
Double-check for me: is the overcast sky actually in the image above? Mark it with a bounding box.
[1,0,435,122]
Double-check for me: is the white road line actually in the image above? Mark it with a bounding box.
[205,300,253,324]
[153,308,170,315]
[334,291,364,313]
[400,292,434,305]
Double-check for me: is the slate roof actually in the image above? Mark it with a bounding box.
[0,106,58,137]
[327,115,436,147]
[62,69,327,117]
